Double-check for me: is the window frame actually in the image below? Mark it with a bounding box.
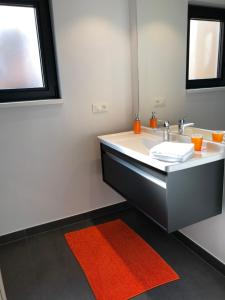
[0,0,60,102]
[186,5,225,90]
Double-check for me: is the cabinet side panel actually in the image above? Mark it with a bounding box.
[167,160,224,232]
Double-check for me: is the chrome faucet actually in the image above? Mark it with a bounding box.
[163,121,170,141]
[178,119,195,135]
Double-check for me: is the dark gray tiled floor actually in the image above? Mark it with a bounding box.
[0,208,225,300]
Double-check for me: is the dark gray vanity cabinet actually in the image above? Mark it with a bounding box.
[100,144,224,233]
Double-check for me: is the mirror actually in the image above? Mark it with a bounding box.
[133,0,225,130]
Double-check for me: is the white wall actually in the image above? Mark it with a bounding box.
[0,0,132,236]
[1,0,225,267]
[137,0,225,264]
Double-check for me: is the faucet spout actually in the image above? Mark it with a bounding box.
[178,119,195,135]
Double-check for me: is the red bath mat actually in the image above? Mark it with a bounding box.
[65,219,179,300]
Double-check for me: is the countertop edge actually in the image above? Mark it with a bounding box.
[99,138,225,173]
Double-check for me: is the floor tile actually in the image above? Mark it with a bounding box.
[0,208,225,300]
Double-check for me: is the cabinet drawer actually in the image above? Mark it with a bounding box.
[102,151,168,229]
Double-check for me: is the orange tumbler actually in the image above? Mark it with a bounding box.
[191,134,203,151]
[212,131,224,143]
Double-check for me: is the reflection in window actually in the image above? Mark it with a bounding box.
[189,20,221,80]
[0,5,43,90]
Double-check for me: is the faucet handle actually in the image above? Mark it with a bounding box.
[178,119,185,125]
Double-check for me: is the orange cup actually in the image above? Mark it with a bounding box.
[191,134,203,151]
[212,131,224,143]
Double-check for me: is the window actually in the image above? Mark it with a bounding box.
[0,0,60,102]
[186,5,225,89]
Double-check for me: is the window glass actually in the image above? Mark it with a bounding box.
[189,20,221,80]
[0,5,44,90]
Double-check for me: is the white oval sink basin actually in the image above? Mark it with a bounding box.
[142,132,190,150]
[142,132,224,154]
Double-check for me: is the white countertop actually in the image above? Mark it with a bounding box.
[98,127,225,173]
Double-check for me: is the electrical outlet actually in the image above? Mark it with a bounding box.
[154,97,166,108]
[92,103,108,113]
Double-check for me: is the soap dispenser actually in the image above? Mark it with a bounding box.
[133,114,141,134]
[149,112,158,129]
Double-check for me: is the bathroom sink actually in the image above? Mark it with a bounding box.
[142,132,190,150]
[168,133,191,143]
[99,127,225,232]
[98,127,225,172]
[100,131,224,232]
[101,131,162,155]
[144,131,223,153]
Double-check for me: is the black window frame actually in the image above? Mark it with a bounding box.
[0,0,60,102]
[186,5,225,90]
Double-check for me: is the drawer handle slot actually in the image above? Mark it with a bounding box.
[106,152,167,189]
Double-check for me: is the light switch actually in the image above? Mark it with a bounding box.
[154,97,166,108]
[92,103,108,113]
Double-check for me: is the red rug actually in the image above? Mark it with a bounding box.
[65,219,179,300]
